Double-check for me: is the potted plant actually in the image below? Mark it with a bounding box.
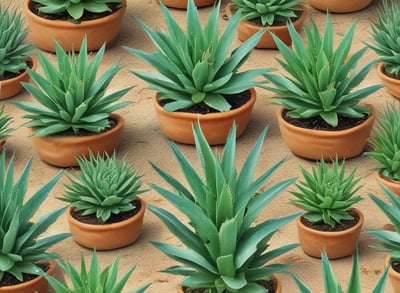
[307,0,372,13]
[0,150,70,292]
[124,0,269,145]
[59,151,146,250]
[365,104,400,196]
[263,14,381,160]
[0,6,35,99]
[24,0,126,52]
[292,250,389,292]
[366,0,400,99]
[368,185,400,292]
[226,0,307,49]
[290,157,364,259]
[13,38,133,168]
[44,249,151,293]
[0,104,14,153]
[148,123,300,292]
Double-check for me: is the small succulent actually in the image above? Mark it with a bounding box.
[368,185,400,261]
[149,123,299,292]
[290,157,363,228]
[44,249,150,293]
[366,0,400,78]
[14,37,132,137]
[292,250,388,293]
[0,6,34,77]
[263,14,381,128]
[32,0,124,21]
[0,150,70,282]
[365,104,400,181]
[232,0,302,26]
[0,104,14,139]
[124,0,268,113]
[59,151,145,223]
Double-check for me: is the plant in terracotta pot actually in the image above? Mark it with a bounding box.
[24,0,126,52]
[0,104,14,153]
[0,150,70,292]
[124,0,268,145]
[148,123,300,292]
[292,250,389,292]
[59,151,146,250]
[368,185,400,293]
[13,38,132,167]
[160,0,216,10]
[366,0,400,99]
[44,249,151,293]
[307,0,372,13]
[365,104,400,196]
[0,6,35,100]
[290,157,364,259]
[227,0,307,48]
[263,14,381,160]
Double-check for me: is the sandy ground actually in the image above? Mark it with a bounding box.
[1,0,398,292]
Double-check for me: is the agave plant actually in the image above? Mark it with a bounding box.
[263,14,381,128]
[0,104,14,139]
[292,250,388,293]
[148,123,299,292]
[13,37,132,137]
[0,150,70,282]
[290,157,363,228]
[124,0,268,113]
[59,151,145,223]
[232,0,302,26]
[0,6,34,77]
[32,0,124,21]
[365,104,400,181]
[366,0,400,78]
[44,249,150,293]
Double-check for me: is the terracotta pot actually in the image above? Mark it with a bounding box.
[386,256,400,293]
[375,171,400,196]
[24,0,126,52]
[277,105,376,160]
[31,113,125,168]
[0,57,36,100]
[178,274,282,292]
[227,4,307,49]
[377,62,400,99]
[308,0,372,13]
[296,208,364,259]
[159,0,216,9]
[67,197,146,250]
[153,88,256,145]
[0,260,55,293]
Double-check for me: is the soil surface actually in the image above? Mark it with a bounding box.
[301,210,360,232]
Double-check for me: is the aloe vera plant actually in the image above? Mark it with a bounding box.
[149,123,299,292]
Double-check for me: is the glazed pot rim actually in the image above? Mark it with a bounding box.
[25,0,126,27]
[153,88,256,120]
[278,103,375,136]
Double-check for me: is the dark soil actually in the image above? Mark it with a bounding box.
[159,90,251,114]
[29,1,123,23]
[182,278,277,292]
[56,117,117,137]
[71,199,141,225]
[392,261,400,273]
[0,60,33,81]
[0,263,48,287]
[283,112,369,131]
[301,210,360,232]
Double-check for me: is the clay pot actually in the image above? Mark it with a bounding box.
[159,0,216,9]
[387,256,400,293]
[179,274,282,293]
[277,105,376,160]
[31,113,125,168]
[375,171,400,196]
[153,88,256,145]
[308,0,372,13]
[67,197,146,250]
[296,208,364,259]
[0,57,36,100]
[227,4,307,49]
[377,62,400,99]
[24,0,126,52]
[0,260,55,293]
